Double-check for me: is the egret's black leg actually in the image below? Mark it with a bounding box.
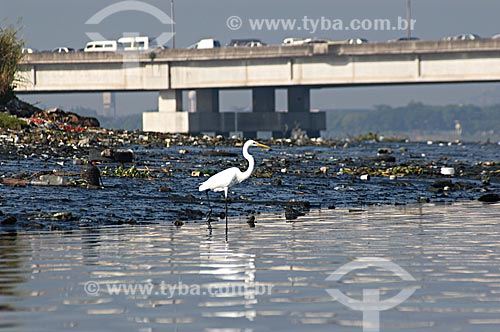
[205,191,213,231]
[225,197,228,234]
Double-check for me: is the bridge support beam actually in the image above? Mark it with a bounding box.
[158,90,183,112]
[102,92,116,118]
[252,87,275,113]
[288,87,310,113]
[196,89,219,113]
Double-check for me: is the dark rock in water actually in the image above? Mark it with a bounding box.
[478,193,500,203]
[158,185,172,192]
[182,208,204,218]
[328,205,336,209]
[377,148,393,155]
[431,180,453,189]
[417,196,431,203]
[174,219,184,227]
[111,149,134,163]
[428,180,469,193]
[184,194,196,201]
[362,155,396,163]
[89,148,134,163]
[102,149,134,163]
[81,164,101,186]
[1,216,17,225]
[285,207,306,221]
[273,179,282,186]
[247,215,256,227]
[89,149,108,162]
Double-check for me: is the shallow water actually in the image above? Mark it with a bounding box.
[1,142,500,228]
[1,201,500,332]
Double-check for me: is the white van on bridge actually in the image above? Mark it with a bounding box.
[84,40,118,52]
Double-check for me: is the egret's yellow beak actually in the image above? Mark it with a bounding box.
[256,142,270,149]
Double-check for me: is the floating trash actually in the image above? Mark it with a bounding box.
[440,167,455,176]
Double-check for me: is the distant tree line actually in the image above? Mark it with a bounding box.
[71,106,142,131]
[328,102,500,136]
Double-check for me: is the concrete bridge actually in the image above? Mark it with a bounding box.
[15,39,500,136]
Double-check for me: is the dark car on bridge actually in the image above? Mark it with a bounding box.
[390,37,420,42]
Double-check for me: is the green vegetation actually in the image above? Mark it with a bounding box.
[0,24,24,104]
[101,165,150,178]
[328,102,500,137]
[0,111,26,129]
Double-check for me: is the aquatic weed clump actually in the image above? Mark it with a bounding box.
[101,165,151,178]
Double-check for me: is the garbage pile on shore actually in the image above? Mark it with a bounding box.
[1,96,100,131]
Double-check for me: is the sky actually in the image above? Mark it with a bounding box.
[3,0,500,114]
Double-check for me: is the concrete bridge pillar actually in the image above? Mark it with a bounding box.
[102,92,116,118]
[196,89,219,113]
[288,86,310,113]
[158,90,183,112]
[144,90,187,133]
[252,87,275,113]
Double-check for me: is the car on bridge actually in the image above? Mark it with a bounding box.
[117,36,151,51]
[305,39,330,44]
[389,37,420,42]
[283,38,333,46]
[346,38,368,45]
[189,38,221,49]
[444,34,481,41]
[22,48,37,54]
[282,37,312,45]
[228,39,266,47]
[84,40,118,52]
[52,47,75,53]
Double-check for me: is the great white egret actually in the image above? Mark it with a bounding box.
[199,140,270,231]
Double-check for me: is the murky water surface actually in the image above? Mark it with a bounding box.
[1,142,499,227]
[1,202,500,332]
[1,142,500,331]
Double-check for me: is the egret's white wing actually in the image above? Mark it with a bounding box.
[199,167,242,191]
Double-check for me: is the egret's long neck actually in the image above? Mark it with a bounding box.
[239,145,255,182]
